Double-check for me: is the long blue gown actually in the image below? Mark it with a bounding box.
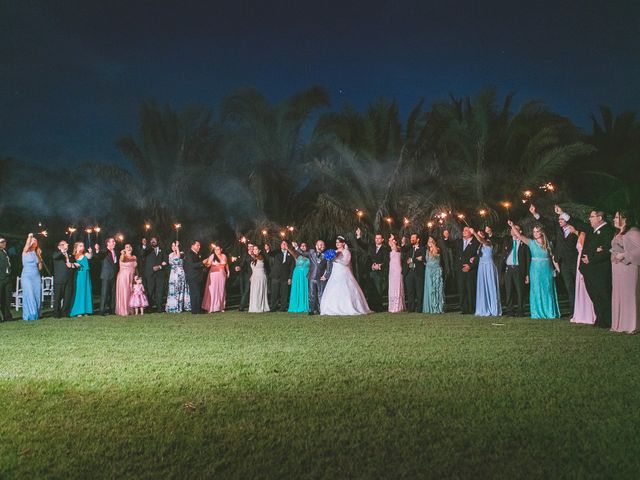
[528,241,560,319]
[475,245,502,316]
[21,251,41,320]
[288,256,310,313]
[423,254,445,313]
[70,255,93,317]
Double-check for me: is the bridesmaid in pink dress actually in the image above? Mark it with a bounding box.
[611,210,640,334]
[568,228,596,325]
[115,244,137,316]
[202,245,229,313]
[388,234,406,313]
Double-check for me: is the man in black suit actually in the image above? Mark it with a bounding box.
[52,240,76,318]
[402,233,425,312]
[94,237,118,315]
[183,240,206,314]
[501,224,531,316]
[530,204,578,315]
[355,228,389,312]
[235,242,254,311]
[142,237,168,312]
[0,238,13,322]
[444,227,480,314]
[561,207,615,328]
[269,240,295,311]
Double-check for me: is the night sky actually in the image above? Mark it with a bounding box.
[2,0,638,167]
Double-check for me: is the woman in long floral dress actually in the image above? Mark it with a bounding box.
[165,241,191,313]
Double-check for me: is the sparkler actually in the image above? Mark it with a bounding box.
[85,228,93,244]
[67,226,77,241]
[456,213,470,227]
[174,223,181,241]
[501,201,512,219]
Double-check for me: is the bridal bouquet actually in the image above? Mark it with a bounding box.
[324,249,337,261]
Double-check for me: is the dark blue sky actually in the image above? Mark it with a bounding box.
[2,0,638,166]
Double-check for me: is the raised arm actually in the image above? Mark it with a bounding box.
[23,233,34,254]
[508,221,530,245]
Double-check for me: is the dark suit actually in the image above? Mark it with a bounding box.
[568,216,615,328]
[184,249,206,314]
[501,238,531,316]
[0,249,13,321]
[237,251,253,311]
[269,250,295,311]
[296,247,332,314]
[357,238,390,312]
[445,237,480,314]
[402,243,426,312]
[97,248,119,314]
[52,250,75,317]
[143,247,168,312]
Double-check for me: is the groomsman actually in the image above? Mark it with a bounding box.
[94,237,119,315]
[52,240,76,318]
[269,240,295,311]
[530,204,578,315]
[402,233,425,312]
[293,239,332,315]
[143,237,168,312]
[561,207,615,328]
[355,228,389,312]
[0,238,13,322]
[444,227,479,314]
[184,240,207,314]
[501,225,530,316]
[235,242,254,311]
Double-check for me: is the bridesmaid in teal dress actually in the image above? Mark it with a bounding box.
[288,242,310,313]
[508,221,560,319]
[423,236,445,313]
[21,233,43,320]
[70,242,94,317]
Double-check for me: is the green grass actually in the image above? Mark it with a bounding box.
[1,312,639,479]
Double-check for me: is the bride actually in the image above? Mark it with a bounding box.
[320,236,372,315]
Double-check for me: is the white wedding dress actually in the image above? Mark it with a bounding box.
[320,247,372,315]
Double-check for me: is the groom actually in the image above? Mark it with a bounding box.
[293,240,332,315]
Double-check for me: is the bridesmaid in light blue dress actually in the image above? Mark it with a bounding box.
[422,237,444,313]
[472,229,502,316]
[509,221,560,319]
[69,242,94,317]
[21,233,42,321]
[288,243,310,313]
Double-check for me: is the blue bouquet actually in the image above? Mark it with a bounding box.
[324,249,337,261]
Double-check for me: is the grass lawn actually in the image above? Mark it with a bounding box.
[1,312,639,479]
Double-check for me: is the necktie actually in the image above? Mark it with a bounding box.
[282,252,286,263]
[111,250,116,263]
[512,240,517,264]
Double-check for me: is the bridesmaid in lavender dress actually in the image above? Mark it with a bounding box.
[568,227,596,325]
[202,245,229,313]
[115,244,137,316]
[472,228,501,317]
[387,234,405,313]
[611,210,640,334]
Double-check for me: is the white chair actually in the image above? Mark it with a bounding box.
[13,276,22,311]
[42,276,54,308]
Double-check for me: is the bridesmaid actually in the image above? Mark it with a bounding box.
[472,228,501,316]
[611,210,640,334]
[202,245,229,313]
[288,242,310,313]
[166,241,191,313]
[422,236,444,314]
[69,242,93,317]
[509,221,560,319]
[567,225,596,325]
[387,234,406,313]
[248,245,270,313]
[115,244,137,316]
[21,233,43,321]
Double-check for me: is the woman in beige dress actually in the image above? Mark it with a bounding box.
[611,210,640,333]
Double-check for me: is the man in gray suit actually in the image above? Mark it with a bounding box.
[292,240,332,315]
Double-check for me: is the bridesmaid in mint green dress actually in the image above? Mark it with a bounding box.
[70,242,94,317]
[509,221,560,319]
[423,237,445,313]
[288,243,310,313]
